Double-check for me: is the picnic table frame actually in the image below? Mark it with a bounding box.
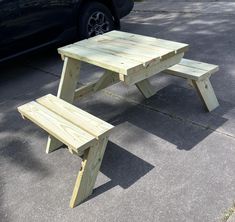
[46,31,189,153]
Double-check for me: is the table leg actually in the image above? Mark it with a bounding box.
[46,57,81,153]
[135,79,156,99]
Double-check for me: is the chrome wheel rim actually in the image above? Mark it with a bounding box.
[87,11,110,37]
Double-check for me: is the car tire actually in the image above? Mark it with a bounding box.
[77,2,115,39]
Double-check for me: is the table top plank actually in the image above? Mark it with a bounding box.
[105,31,189,53]
[88,34,175,60]
[58,31,188,75]
[74,40,160,66]
[74,40,158,64]
[58,44,143,75]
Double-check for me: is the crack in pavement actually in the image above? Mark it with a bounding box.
[132,9,204,14]
[23,64,61,78]
[1,81,234,143]
[133,9,235,15]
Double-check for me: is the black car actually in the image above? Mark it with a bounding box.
[0,0,134,62]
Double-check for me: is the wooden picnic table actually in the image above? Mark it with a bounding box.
[18,30,220,207]
[46,30,189,153]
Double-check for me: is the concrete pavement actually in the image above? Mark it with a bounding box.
[1,1,235,221]
[228,213,235,222]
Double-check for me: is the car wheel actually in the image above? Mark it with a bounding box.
[78,2,115,39]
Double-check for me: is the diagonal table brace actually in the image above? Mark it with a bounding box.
[74,70,120,100]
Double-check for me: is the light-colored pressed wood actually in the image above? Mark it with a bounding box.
[46,57,81,153]
[18,101,96,153]
[70,136,108,207]
[37,94,113,139]
[57,31,188,105]
[17,31,220,209]
[165,58,219,81]
[164,58,219,111]
[192,79,219,112]
[58,31,188,76]
[74,70,120,100]
[121,53,184,85]
[18,94,114,208]
[135,79,155,99]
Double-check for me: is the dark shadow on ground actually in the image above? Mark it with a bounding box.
[0,96,155,207]
[0,139,51,178]
[82,89,232,151]
[142,84,234,132]
[85,141,154,202]
[0,137,52,221]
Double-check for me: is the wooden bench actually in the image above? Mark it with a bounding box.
[17,94,114,208]
[164,58,219,111]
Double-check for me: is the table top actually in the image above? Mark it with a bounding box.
[58,31,188,75]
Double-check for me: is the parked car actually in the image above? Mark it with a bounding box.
[0,0,134,62]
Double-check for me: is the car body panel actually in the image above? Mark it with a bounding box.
[0,0,134,62]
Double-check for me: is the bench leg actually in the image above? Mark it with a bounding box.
[46,135,64,154]
[192,78,219,112]
[46,57,81,153]
[70,137,108,208]
[135,79,155,99]
[187,79,194,88]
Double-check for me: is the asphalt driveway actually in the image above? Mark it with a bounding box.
[1,1,235,221]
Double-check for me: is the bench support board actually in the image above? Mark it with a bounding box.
[70,137,108,208]
[164,58,219,112]
[192,78,219,112]
[18,94,113,208]
[135,79,156,98]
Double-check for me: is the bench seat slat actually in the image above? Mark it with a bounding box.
[36,94,114,139]
[58,44,141,75]
[163,58,219,111]
[165,59,219,80]
[77,35,175,61]
[18,102,96,152]
[179,59,219,72]
[165,64,207,80]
